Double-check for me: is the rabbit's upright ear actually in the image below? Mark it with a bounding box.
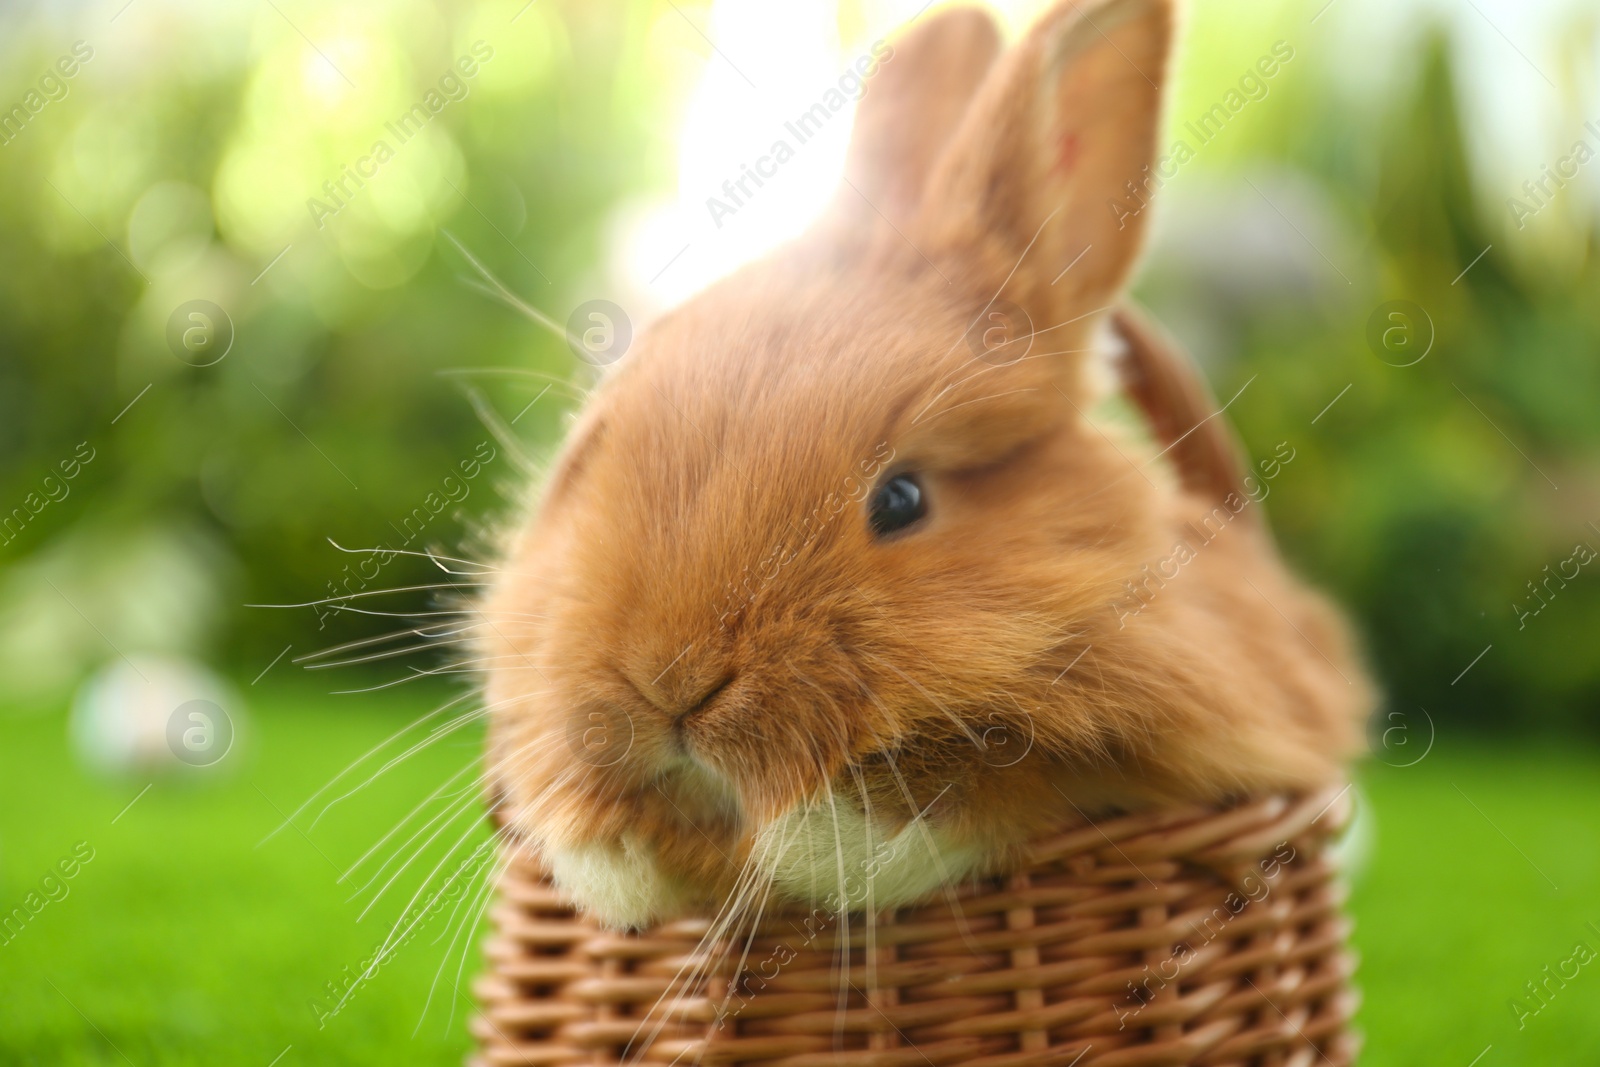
[919,0,1174,369]
[825,7,1002,244]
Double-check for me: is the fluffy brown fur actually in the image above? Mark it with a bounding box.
[478,0,1371,928]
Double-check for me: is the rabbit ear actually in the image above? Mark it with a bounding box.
[1114,301,1259,518]
[917,0,1174,360]
[826,7,1002,242]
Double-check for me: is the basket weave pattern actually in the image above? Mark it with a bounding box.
[470,787,1357,1067]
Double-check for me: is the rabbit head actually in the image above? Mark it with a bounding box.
[478,0,1370,929]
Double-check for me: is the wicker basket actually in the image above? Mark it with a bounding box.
[468,786,1358,1067]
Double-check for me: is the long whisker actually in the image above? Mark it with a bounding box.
[357,785,492,923]
[814,775,852,1053]
[864,652,984,749]
[259,690,481,845]
[326,538,502,576]
[844,762,881,1005]
[330,669,457,695]
[342,757,486,892]
[247,582,492,610]
[436,365,588,393]
[458,383,537,476]
[723,839,781,1034]
[359,748,588,992]
[421,837,513,1036]
[442,230,571,347]
[311,693,522,835]
[294,624,463,665]
[867,738,982,954]
[625,829,776,1063]
[310,603,537,624]
[301,641,455,671]
[339,828,502,1019]
[321,654,545,693]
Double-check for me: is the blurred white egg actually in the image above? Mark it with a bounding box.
[69,655,245,775]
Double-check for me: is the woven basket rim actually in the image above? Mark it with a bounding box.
[488,787,1353,921]
[471,785,1359,1067]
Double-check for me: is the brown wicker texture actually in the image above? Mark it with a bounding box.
[470,787,1358,1067]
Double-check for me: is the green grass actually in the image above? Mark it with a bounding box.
[1348,746,1600,1062]
[1,686,1597,1065]
[0,684,495,1066]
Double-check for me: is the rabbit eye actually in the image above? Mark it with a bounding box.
[869,474,926,538]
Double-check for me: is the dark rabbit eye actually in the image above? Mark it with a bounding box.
[869,474,926,538]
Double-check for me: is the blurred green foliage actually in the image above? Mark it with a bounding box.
[1181,27,1600,739]
[0,0,671,697]
[0,0,1596,741]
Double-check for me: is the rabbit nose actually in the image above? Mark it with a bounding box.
[628,668,735,722]
[676,674,734,721]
